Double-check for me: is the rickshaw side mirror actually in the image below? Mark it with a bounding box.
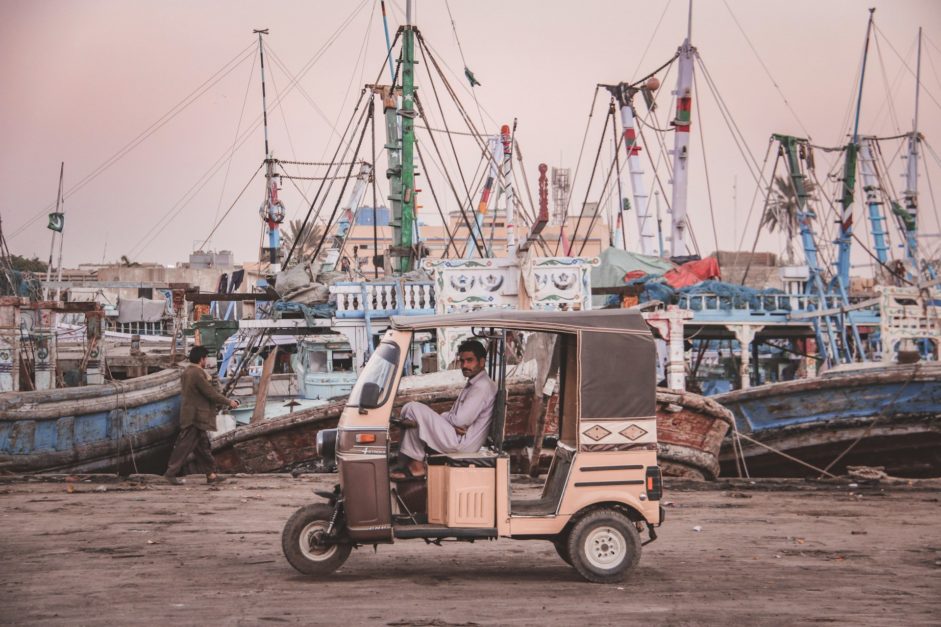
[359,382,382,409]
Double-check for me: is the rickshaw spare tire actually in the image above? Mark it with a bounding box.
[282,504,352,576]
[566,509,641,583]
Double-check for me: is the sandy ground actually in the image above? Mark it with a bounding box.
[1,473,939,626]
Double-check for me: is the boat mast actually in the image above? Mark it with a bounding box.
[775,135,841,363]
[501,122,518,257]
[605,83,657,256]
[859,139,890,267]
[669,0,694,257]
[255,28,284,274]
[391,0,417,273]
[384,1,418,273]
[461,135,498,258]
[42,162,64,301]
[902,26,923,277]
[836,8,875,288]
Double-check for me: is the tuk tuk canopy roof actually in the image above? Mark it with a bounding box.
[391,309,656,420]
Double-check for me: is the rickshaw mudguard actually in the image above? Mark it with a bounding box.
[558,489,660,526]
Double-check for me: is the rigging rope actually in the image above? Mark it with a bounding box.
[577,114,626,256]
[10,42,257,239]
[571,104,614,255]
[413,91,484,258]
[415,139,460,259]
[721,0,813,139]
[283,87,373,268]
[874,24,941,113]
[275,159,365,166]
[443,0,487,130]
[198,162,266,251]
[553,86,601,256]
[415,34,486,256]
[693,71,721,256]
[133,6,375,260]
[310,101,374,264]
[870,30,907,136]
[213,51,258,228]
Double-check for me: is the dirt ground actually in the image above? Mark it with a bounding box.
[1,473,939,626]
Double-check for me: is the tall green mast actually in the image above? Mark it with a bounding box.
[386,0,417,274]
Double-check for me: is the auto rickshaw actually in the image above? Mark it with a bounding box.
[281,309,664,583]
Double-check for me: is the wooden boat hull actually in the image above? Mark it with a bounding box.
[0,368,182,474]
[716,363,941,478]
[213,380,733,480]
[654,389,733,480]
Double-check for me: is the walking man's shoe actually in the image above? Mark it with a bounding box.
[206,473,227,485]
[164,474,185,486]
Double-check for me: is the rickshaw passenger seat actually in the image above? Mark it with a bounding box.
[486,387,508,451]
[426,387,505,468]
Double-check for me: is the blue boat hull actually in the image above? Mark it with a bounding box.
[0,369,182,474]
[715,363,941,478]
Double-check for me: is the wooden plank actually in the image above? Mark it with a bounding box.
[250,348,278,425]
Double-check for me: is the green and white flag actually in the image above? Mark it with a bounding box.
[48,212,64,232]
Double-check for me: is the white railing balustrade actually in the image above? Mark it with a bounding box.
[330,281,435,317]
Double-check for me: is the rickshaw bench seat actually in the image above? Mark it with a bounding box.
[427,451,499,468]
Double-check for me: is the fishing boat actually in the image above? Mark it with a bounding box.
[715,283,941,478]
[0,367,182,474]
[716,361,941,478]
[0,295,184,474]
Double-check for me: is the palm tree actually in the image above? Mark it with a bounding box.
[761,175,816,264]
[280,219,326,267]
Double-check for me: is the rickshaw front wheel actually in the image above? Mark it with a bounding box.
[282,504,352,576]
[566,509,641,583]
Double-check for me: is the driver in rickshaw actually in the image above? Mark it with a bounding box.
[390,340,497,480]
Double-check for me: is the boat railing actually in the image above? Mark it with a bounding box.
[331,280,435,318]
[678,292,817,316]
[677,292,881,324]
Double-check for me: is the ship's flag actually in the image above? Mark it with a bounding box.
[464,66,481,88]
[47,212,64,232]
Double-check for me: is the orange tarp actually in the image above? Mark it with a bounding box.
[662,257,721,288]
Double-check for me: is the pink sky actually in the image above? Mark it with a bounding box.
[2,0,940,274]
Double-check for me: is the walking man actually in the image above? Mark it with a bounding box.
[164,346,239,485]
[390,340,497,480]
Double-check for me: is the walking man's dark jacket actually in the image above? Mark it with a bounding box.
[180,363,231,431]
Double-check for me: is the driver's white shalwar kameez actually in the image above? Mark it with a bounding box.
[399,370,497,460]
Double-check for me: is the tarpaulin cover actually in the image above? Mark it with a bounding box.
[117,298,168,323]
[590,247,675,288]
[663,257,721,289]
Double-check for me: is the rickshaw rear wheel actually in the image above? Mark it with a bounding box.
[566,509,641,583]
[282,504,351,576]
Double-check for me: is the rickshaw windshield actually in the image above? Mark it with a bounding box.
[347,341,400,407]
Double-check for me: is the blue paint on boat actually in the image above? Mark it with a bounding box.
[0,368,183,474]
